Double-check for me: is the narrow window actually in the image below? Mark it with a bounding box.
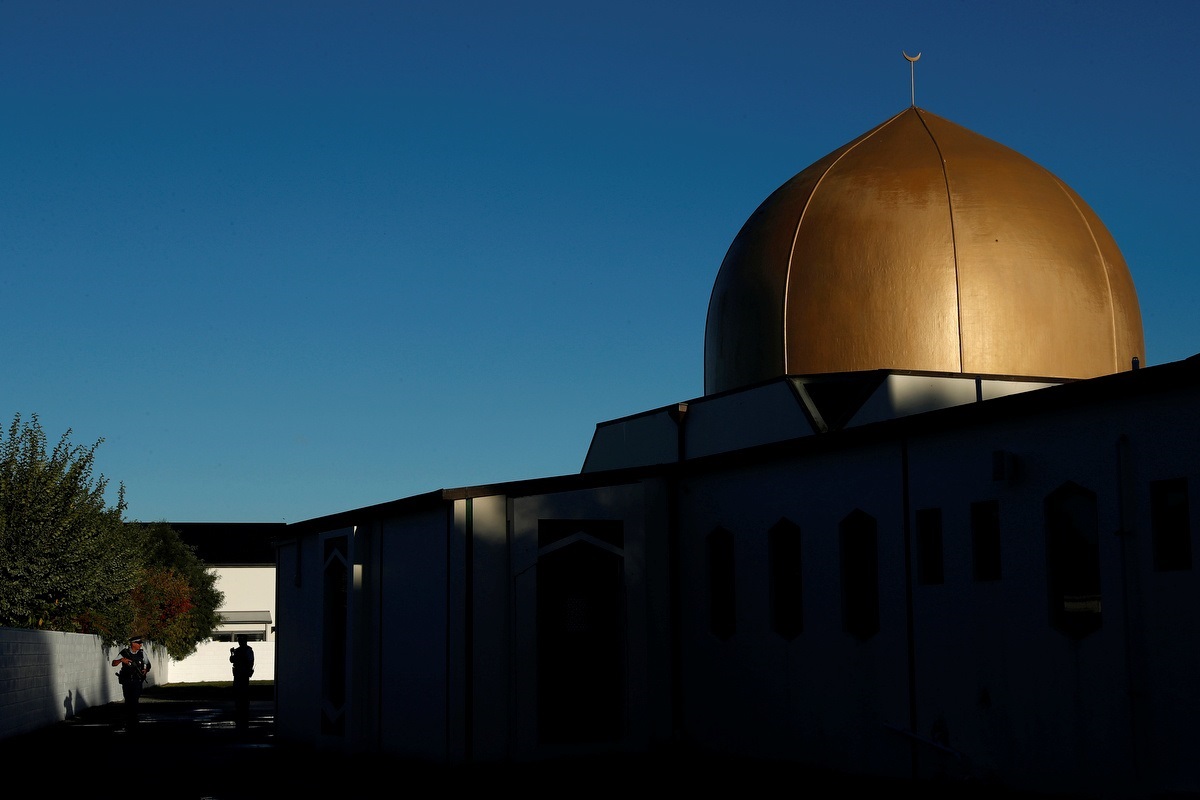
[916,508,944,585]
[1151,478,1192,571]
[707,528,736,640]
[840,510,879,640]
[769,519,803,639]
[1045,482,1102,639]
[971,500,1002,581]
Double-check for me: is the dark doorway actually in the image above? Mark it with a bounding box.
[537,520,625,744]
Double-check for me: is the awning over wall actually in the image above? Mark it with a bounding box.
[219,610,273,625]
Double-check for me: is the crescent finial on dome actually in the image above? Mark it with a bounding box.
[903,51,921,107]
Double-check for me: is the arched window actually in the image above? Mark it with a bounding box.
[768,519,803,639]
[707,527,736,640]
[1044,482,1101,639]
[915,507,944,586]
[971,500,1002,581]
[1151,478,1192,571]
[840,510,879,640]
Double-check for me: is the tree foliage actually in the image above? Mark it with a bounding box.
[124,521,225,660]
[0,413,134,631]
[0,413,223,659]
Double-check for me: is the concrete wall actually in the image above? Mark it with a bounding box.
[0,627,166,740]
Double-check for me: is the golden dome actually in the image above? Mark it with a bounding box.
[704,107,1145,395]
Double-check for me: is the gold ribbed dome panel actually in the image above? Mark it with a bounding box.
[704,107,1145,395]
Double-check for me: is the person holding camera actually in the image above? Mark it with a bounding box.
[230,634,255,730]
[110,636,151,731]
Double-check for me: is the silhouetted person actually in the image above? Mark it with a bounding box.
[111,636,151,731]
[230,634,255,730]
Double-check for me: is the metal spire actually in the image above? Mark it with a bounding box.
[903,51,921,107]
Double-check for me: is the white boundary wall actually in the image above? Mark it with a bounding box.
[0,627,166,740]
[164,565,277,682]
[167,639,275,683]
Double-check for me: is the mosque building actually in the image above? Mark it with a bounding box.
[271,101,1199,796]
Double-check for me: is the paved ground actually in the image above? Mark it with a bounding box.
[4,683,1081,799]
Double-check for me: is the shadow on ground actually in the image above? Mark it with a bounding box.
[6,683,1084,799]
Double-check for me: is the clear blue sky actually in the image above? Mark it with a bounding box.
[4,1,1197,523]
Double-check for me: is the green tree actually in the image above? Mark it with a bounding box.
[0,413,136,631]
[0,413,224,659]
